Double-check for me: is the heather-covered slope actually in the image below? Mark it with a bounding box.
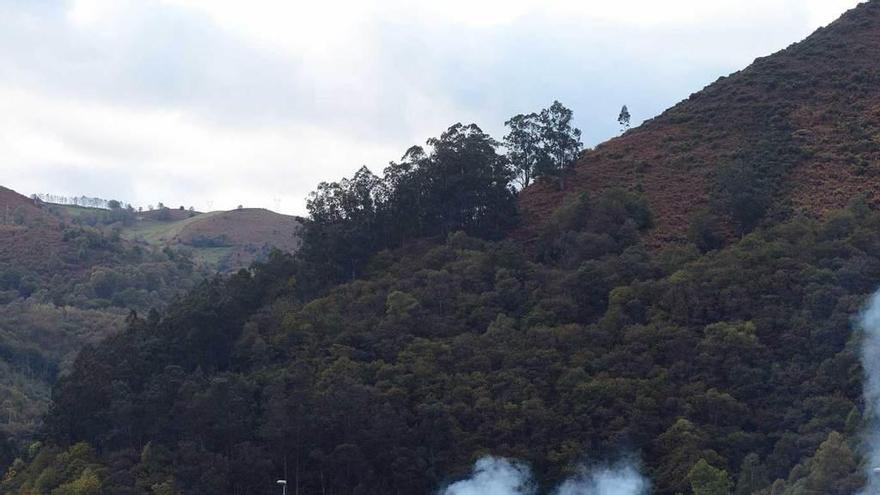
[520,0,880,246]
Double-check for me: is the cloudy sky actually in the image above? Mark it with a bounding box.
[0,0,863,215]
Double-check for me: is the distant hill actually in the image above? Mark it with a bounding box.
[120,207,302,272]
[0,187,302,441]
[49,202,302,273]
[520,0,880,246]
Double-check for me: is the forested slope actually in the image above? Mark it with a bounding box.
[2,122,876,494]
[0,187,204,446]
[4,193,872,494]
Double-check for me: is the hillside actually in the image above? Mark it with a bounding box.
[520,0,880,246]
[0,187,204,444]
[0,187,301,443]
[120,208,302,271]
[6,4,880,494]
[0,187,65,274]
[50,201,303,272]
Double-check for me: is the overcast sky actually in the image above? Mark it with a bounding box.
[0,0,863,215]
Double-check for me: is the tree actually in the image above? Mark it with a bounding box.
[714,161,772,233]
[536,101,583,185]
[734,453,768,495]
[0,431,15,473]
[803,431,860,495]
[503,112,546,188]
[688,210,725,252]
[618,105,631,132]
[422,123,517,238]
[503,102,582,188]
[688,459,732,495]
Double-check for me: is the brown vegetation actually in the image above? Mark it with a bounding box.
[519,1,880,247]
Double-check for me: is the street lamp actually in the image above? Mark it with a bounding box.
[276,479,287,495]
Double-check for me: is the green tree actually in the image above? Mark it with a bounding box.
[688,458,732,495]
[714,161,772,233]
[503,112,546,188]
[735,453,768,495]
[54,467,101,495]
[535,101,583,184]
[803,431,860,495]
[688,210,725,252]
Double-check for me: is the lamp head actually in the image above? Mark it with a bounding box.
[277,480,287,485]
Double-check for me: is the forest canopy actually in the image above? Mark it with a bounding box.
[0,101,873,495]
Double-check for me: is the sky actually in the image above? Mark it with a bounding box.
[0,0,864,215]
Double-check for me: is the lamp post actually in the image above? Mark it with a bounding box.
[277,479,287,495]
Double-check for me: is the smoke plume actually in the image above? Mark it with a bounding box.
[440,456,649,495]
[860,290,880,494]
[441,457,536,495]
[554,462,650,495]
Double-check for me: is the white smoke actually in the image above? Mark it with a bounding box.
[442,457,536,495]
[554,462,650,495]
[860,290,880,494]
[440,456,649,495]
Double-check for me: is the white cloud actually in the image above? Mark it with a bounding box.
[0,86,399,213]
[0,0,864,214]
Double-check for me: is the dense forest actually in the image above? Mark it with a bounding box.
[0,91,875,494]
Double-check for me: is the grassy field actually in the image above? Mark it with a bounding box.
[45,203,301,272]
[118,211,223,245]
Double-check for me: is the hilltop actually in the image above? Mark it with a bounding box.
[520,0,880,246]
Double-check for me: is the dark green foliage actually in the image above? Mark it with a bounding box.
[504,101,583,188]
[504,113,545,188]
[688,209,726,252]
[5,193,876,494]
[538,189,653,268]
[0,224,204,443]
[300,123,518,292]
[0,432,14,475]
[734,453,769,495]
[802,432,860,495]
[714,161,774,233]
[708,101,804,234]
[688,459,732,495]
[535,101,583,180]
